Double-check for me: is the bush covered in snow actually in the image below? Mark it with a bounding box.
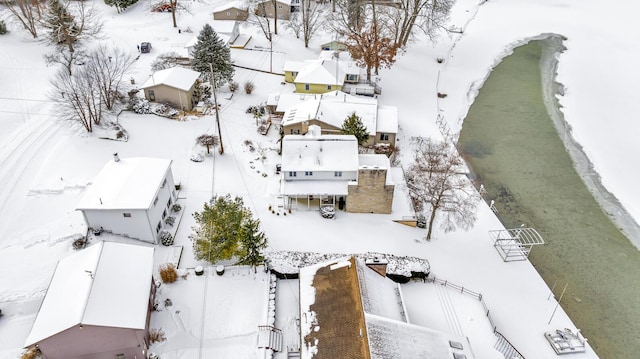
[159,230,173,246]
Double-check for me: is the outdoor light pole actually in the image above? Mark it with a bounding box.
[208,62,224,154]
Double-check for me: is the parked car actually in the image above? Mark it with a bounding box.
[140,42,152,53]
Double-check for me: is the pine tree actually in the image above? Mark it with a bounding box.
[43,0,77,52]
[190,195,267,265]
[341,112,370,147]
[104,0,139,13]
[191,24,234,88]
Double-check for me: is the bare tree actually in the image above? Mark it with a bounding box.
[49,46,133,131]
[330,0,399,81]
[405,138,480,240]
[85,45,136,110]
[287,11,302,39]
[1,0,42,38]
[50,66,102,132]
[150,51,181,71]
[301,0,323,47]
[387,0,453,47]
[250,3,273,42]
[197,134,220,154]
[43,46,86,75]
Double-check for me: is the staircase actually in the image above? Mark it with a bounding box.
[258,325,283,352]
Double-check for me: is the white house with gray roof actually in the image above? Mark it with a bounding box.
[76,155,177,244]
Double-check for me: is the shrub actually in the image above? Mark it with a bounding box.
[159,263,178,283]
[172,203,182,212]
[20,346,42,359]
[244,81,254,94]
[229,81,239,92]
[149,328,167,344]
[159,230,174,246]
[0,21,7,35]
[165,216,175,226]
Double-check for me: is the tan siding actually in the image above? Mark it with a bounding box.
[347,168,394,214]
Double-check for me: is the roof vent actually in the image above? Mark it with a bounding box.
[113,153,120,162]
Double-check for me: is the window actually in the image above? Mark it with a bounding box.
[115,354,125,359]
[123,212,132,218]
[346,74,358,82]
[327,85,332,90]
[305,83,310,91]
[226,11,231,16]
[380,133,389,141]
[148,90,155,101]
[162,178,167,188]
[167,198,172,209]
[292,71,298,78]
[289,171,297,177]
[278,4,282,8]
[452,354,467,359]
[156,221,162,233]
[153,196,159,206]
[449,341,464,350]
[305,171,313,176]
[334,171,342,177]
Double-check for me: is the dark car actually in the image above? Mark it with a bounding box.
[140,42,152,53]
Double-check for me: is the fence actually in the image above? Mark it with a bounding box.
[427,276,526,359]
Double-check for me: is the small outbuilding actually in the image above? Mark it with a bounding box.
[141,66,201,111]
[24,241,156,359]
[76,154,177,244]
[213,2,249,21]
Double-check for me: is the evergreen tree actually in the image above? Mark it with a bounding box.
[191,24,234,88]
[43,0,77,52]
[190,195,268,265]
[341,112,370,147]
[104,0,139,13]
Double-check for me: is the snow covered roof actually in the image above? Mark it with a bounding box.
[358,154,393,185]
[25,241,155,346]
[283,60,313,73]
[141,66,201,91]
[294,60,346,86]
[281,134,359,172]
[376,106,398,134]
[212,1,248,12]
[280,91,379,135]
[211,20,239,34]
[76,157,172,210]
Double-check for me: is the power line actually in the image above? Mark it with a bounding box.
[0,96,57,103]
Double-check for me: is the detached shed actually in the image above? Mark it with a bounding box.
[24,241,156,359]
[141,67,201,111]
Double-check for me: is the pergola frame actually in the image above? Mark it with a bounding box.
[489,227,545,262]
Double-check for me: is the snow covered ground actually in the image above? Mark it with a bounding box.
[1,0,638,358]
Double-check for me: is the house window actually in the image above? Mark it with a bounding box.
[292,71,298,78]
[162,209,167,220]
[278,4,282,8]
[289,171,297,177]
[305,83,310,91]
[123,212,132,218]
[346,74,358,82]
[148,90,155,101]
[115,354,125,359]
[305,171,313,176]
[167,198,172,209]
[162,178,167,188]
[327,85,332,90]
[226,11,231,16]
[334,171,342,177]
[153,196,159,206]
[449,341,464,350]
[380,133,389,141]
[156,221,162,233]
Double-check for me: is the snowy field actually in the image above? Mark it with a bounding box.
[1,0,639,357]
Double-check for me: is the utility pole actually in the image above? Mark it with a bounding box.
[209,63,224,154]
[270,32,273,73]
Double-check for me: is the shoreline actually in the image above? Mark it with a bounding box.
[539,35,640,250]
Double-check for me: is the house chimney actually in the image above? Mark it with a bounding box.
[113,153,120,162]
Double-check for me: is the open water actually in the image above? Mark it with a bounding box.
[457,38,640,358]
